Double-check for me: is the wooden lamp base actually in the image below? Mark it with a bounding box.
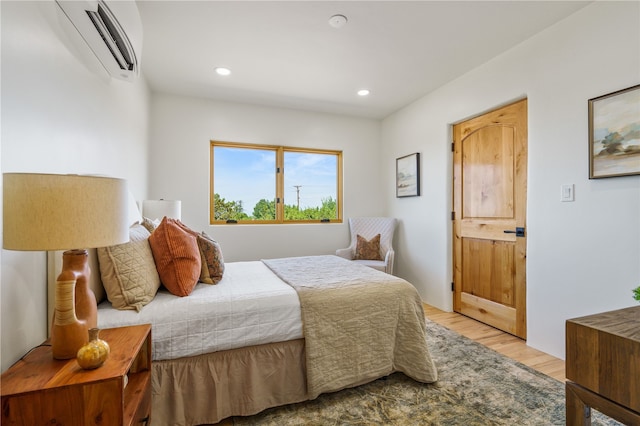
[50,249,98,360]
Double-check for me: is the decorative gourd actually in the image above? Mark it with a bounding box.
[76,328,110,370]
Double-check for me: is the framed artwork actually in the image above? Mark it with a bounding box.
[589,84,640,179]
[396,152,420,197]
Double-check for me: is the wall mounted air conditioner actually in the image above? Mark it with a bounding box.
[55,0,142,81]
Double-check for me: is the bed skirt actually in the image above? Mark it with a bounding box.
[151,339,308,426]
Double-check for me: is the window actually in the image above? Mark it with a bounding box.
[210,141,343,224]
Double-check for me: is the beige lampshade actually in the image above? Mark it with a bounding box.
[142,199,181,221]
[3,173,129,251]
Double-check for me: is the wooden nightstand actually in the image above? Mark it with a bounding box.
[1,324,152,426]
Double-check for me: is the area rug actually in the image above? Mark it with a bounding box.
[231,319,622,425]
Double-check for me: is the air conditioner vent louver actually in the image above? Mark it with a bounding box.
[56,0,142,81]
[87,4,134,72]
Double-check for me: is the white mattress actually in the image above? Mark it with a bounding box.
[97,261,303,361]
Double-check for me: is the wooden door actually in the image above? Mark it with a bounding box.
[452,99,528,339]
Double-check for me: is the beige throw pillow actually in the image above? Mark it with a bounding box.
[141,216,160,234]
[98,224,161,311]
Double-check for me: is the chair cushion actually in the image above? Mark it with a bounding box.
[354,234,383,260]
[353,259,386,272]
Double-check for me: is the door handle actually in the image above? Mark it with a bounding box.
[503,227,525,237]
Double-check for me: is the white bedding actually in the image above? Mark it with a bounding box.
[97,261,303,361]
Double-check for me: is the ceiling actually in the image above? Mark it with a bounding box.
[137,1,590,119]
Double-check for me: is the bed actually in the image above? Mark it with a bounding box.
[83,219,438,426]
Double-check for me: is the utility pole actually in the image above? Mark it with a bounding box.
[293,185,302,209]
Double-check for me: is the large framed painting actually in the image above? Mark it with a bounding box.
[396,152,420,197]
[589,84,640,179]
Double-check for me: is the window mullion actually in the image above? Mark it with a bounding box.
[276,147,284,222]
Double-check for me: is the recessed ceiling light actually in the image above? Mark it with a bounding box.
[357,89,370,96]
[329,14,347,28]
[215,67,231,76]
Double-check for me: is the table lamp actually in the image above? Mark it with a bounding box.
[142,199,181,221]
[3,173,129,359]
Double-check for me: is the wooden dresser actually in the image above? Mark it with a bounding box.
[1,324,152,426]
[566,306,640,425]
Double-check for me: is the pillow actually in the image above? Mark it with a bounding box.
[148,217,201,297]
[354,234,383,261]
[130,222,152,241]
[197,231,225,284]
[173,220,225,284]
[141,216,160,234]
[97,224,161,311]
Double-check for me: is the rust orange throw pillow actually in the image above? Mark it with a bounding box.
[354,234,383,260]
[148,217,201,296]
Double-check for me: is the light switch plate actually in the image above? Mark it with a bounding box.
[561,184,574,202]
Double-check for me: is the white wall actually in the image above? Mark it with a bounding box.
[0,1,150,372]
[382,1,640,359]
[148,93,382,262]
[2,0,637,372]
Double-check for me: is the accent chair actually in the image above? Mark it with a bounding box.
[335,217,397,274]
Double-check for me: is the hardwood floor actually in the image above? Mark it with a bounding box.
[423,304,566,382]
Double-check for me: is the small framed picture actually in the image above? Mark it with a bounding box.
[396,152,420,197]
[589,84,640,179]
